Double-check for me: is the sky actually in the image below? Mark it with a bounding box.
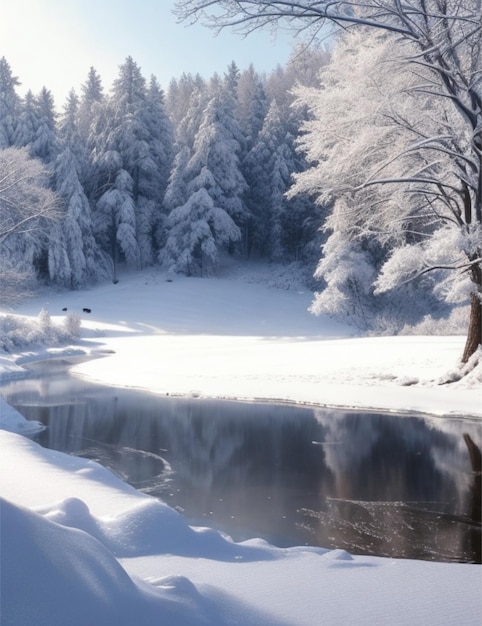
[0,0,295,106]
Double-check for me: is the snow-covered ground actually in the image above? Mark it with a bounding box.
[1,262,481,625]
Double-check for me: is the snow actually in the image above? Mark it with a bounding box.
[1,261,481,625]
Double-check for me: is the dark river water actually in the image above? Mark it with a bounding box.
[1,358,481,563]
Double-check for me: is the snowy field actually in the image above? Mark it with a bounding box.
[1,261,481,625]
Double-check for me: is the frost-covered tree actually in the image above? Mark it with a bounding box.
[13,90,38,151]
[224,61,240,95]
[162,70,247,273]
[236,65,268,152]
[0,57,21,148]
[28,87,57,164]
[78,67,104,142]
[0,147,59,244]
[166,73,206,132]
[146,76,173,195]
[53,91,107,287]
[163,146,192,214]
[0,147,60,302]
[176,0,482,363]
[244,100,287,258]
[244,99,319,262]
[162,187,240,276]
[77,67,105,201]
[164,83,210,214]
[91,57,173,268]
[136,76,174,260]
[291,25,481,357]
[88,58,164,272]
[265,44,328,118]
[186,87,249,232]
[95,167,140,280]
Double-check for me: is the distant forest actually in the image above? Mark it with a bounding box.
[1,22,476,336]
[0,49,328,285]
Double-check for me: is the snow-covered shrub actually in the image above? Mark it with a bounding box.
[0,315,44,352]
[38,308,52,335]
[0,309,82,353]
[399,306,468,336]
[63,312,81,337]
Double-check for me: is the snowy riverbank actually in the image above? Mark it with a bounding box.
[1,263,481,625]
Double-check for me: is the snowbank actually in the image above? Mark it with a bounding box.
[1,429,480,626]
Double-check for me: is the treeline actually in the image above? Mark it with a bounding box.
[0,48,328,290]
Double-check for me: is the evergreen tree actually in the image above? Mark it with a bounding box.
[12,87,58,163]
[78,66,104,142]
[145,76,173,197]
[53,91,107,287]
[75,66,105,214]
[162,77,247,272]
[29,87,57,164]
[166,73,206,133]
[174,82,209,151]
[224,61,240,96]
[136,76,174,262]
[163,187,240,276]
[90,57,169,271]
[95,167,140,281]
[163,146,191,213]
[13,90,38,150]
[0,57,21,148]
[163,82,209,221]
[237,65,268,152]
[186,89,248,230]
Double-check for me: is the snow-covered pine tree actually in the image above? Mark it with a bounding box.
[89,58,151,273]
[78,67,104,142]
[186,84,249,237]
[13,90,38,151]
[95,168,140,281]
[243,101,276,257]
[53,91,108,287]
[162,75,248,273]
[0,57,21,148]
[163,81,210,219]
[236,65,268,153]
[77,67,105,205]
[28,87,57,164]
[135,76,174,263]
[244,99,312,261]
[166,73,207,135]
[93,57,174,268]
[162,187,241,276]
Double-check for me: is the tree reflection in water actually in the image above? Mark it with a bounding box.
[1,361,480,563]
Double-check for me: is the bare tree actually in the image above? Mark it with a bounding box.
[175,0,482,363]
[0,147,60,306]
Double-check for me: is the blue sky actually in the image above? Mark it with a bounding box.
[1,0,295,105]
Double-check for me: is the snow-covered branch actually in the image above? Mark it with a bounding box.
[0,148,60,244]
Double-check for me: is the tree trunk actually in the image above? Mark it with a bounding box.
[462,291,482,363]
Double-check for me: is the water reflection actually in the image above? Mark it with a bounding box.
[1,360,480,563]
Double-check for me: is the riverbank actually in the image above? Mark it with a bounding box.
[3,263,482,421]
